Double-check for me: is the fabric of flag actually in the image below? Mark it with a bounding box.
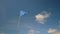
[20,10,28,16]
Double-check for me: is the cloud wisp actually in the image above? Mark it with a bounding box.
[59,21,60,23]
[0,32,5,34]
[35,11,51,24]
[48,28,60,34]
[28,29,40,34]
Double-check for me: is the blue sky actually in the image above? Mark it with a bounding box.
[0,0,60,34]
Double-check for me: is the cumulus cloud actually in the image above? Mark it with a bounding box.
[48,28,60,34]
[28,29,40,34]
[35,11,51,24]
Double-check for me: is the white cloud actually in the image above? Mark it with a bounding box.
[35,11,51,24]
[48,28,60,34]
[35,31,40,34]
[48,28,57,33]
[28,29,35,34]
[0,32,5,34]
[28,29,40,34]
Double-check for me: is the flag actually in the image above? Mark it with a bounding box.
[20,10,28,16]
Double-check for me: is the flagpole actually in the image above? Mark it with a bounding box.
[16,15,20,34]
[16,11,27,34]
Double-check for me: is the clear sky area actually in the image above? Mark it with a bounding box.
[0,0,60,34]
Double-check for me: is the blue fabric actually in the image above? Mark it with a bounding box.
[20,10,28,16]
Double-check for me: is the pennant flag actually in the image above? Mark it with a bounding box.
[20,10,28,16]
